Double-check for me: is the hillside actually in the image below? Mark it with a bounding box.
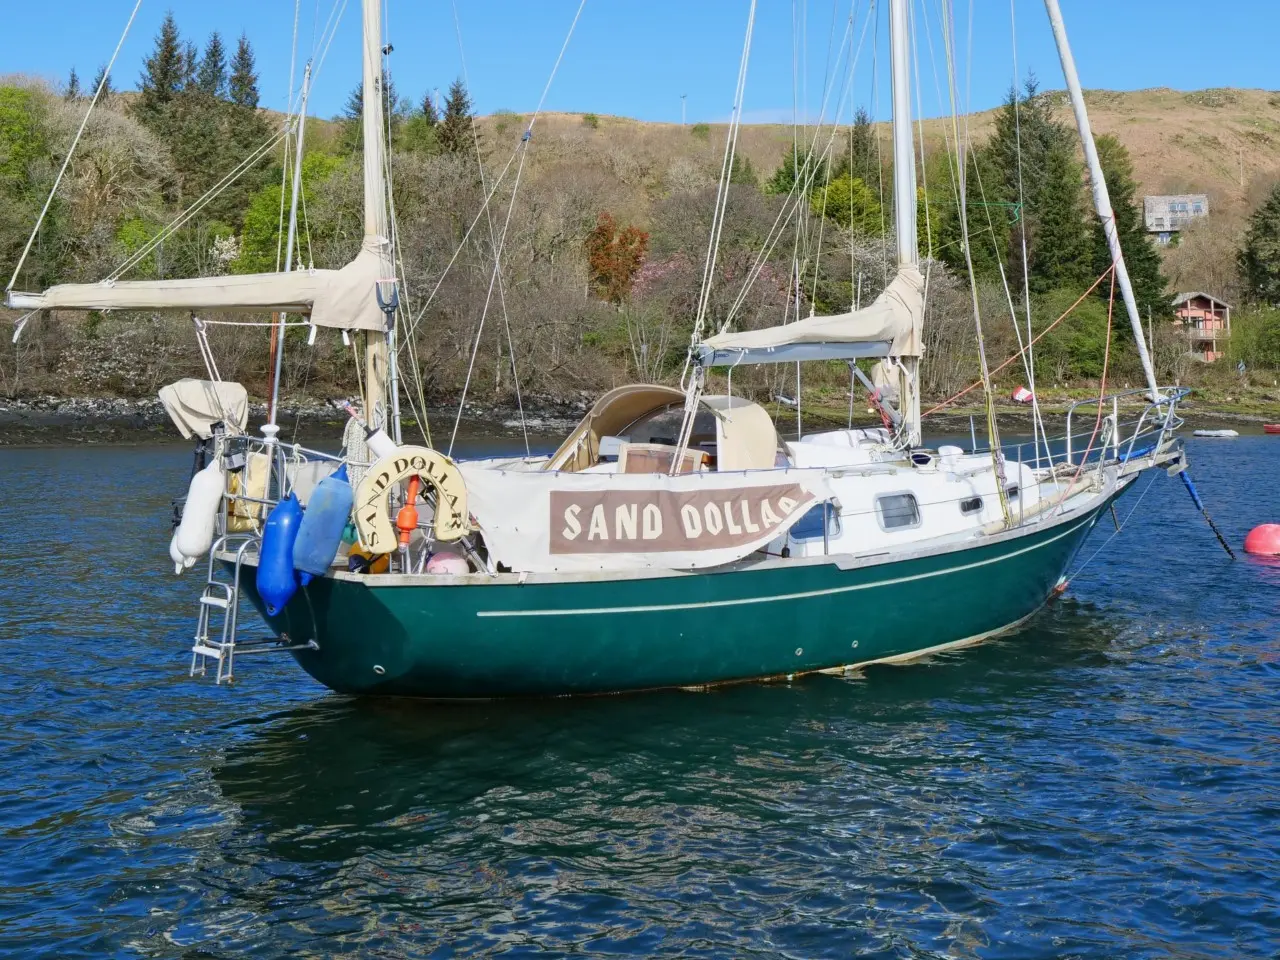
[468,87,1280,224]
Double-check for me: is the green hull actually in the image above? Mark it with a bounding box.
[232,485,1121,699]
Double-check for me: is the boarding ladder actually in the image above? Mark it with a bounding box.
[190,534,318,684]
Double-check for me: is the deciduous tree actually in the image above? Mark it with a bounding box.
[585,212,649,305]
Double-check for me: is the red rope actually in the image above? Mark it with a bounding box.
[922,266,1116,418]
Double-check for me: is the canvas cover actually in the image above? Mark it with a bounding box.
[698,265,924,366]
[460,463,835,573]
[157,378,248,439]
[6,239,391,332]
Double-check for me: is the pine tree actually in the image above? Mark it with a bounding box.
[764,148,826,196]
[421,92,439,127]
[1028,142,1091,294]
[338,72,402,153]
[65,68,80,101]
[135,11,184,127]
[837,106,879,194]
[1092,134,1166,317]
[438,78,476,155]
[90,64,113,102]
[181,41,198,91]
[1240,183,1280,306]
[197,32,228,99]
[228,34,260,108]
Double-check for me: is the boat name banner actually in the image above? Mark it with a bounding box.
[549,485,807,555]
[459,465,834,573]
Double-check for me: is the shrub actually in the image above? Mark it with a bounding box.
[582,113,599,130]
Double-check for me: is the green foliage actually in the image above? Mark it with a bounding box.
[438,79,478,156]
[89,65,112,101]
[729,154,758,189]
[228,34,259,109]
[690,122,710,141]
[134,11,184,127]
[1032,287,1112,380]
[234,152,343,274]
[196,32,227,98]
[764,149,826,196]
[582,113,600,130]
[1092,134,1166,318]
[835,106,880,194]
[811,174,881,234]
[1028,143,1091,294]
[65,69,80,101]
[1240,182,1280,305]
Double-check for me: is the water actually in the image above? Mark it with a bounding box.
[1,435,1277,958]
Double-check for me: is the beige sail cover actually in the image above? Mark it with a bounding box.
[702,265,924,359]
[5,239,390,332]
[460,463,834,574]
[158,378,248,439]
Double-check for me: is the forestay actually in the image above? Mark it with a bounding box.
[5,238,390,332]
[460,465,836,574]
[697,265,924,367]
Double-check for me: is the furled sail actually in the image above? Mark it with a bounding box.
[696,265,924,368]
[4,238,390,332]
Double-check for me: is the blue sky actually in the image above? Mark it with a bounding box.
[4,1,1275,124]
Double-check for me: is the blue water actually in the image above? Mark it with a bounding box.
[1,435,1277,958]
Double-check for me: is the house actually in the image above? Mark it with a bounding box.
[1145,194,1209,245]
[1172,292,1230,363]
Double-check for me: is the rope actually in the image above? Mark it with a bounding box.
[1068,470,1158,579]
[922,265,1114,417]
[5,0,144,292]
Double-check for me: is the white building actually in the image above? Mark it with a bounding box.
[1144,195,1209,245]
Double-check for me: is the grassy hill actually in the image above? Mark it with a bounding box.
[465,87,1280,224]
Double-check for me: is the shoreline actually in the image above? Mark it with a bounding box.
[2,392,1274,446]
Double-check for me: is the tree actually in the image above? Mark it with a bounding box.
[836,106,880,194]
[812,174,881,234]
[1240,183,1280,305]
[228,34,260,109]
[1092,134,1166,317]
[421,92,439,127]
[65,68,80,101]
[90,65,113,102]
[1027,142,1091,294]
[585,212,649,304]
[764,148,826,196]
[438,78,477,156]
[729,154,758,189]
[134,11,185,128]
[196,32,228,99]
[338,71,403,153]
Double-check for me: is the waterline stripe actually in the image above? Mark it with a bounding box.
[476,514,1095,619]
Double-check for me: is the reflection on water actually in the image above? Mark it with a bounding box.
[0,435,1277,957]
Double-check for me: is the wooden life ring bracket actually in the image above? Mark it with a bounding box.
[354,446,471,554]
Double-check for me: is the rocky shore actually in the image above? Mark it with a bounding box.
[0,391,1270,446]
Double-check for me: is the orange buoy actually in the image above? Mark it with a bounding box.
[1244,524,1280,556]
[396,476,421,547]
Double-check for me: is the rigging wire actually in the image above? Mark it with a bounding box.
[6,0,144,293]
[451,0,530,455]
[940,0,1010,525]
[445,0,590,457]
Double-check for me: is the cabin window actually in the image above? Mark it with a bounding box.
[790,503,841,541]
[876,493,921,531]
[960,496,983,516]
[1006,485,1020,500]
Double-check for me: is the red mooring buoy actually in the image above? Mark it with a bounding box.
[1244,524,1280,556]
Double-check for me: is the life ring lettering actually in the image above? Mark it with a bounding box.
[354,446,470,553]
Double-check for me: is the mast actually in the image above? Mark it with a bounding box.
[888,0,921,444]
[1044,0,1161,400]
[361,0,393,429]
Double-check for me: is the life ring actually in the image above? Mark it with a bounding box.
[354,446,470,553]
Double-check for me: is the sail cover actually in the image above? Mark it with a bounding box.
[158,378,248,439]
[459,464,835,574]
[697,265,924,367]
[5,239,390,332]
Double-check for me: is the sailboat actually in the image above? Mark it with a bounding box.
[7,0,1192,698]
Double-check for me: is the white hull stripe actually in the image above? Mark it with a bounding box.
[476,513,1097,619]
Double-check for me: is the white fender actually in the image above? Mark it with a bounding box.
[354,446,470,554]
[169,532,186,575]
[175,460,225,561]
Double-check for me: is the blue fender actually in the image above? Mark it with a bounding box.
[257,494,303,615]
[293,465,354,586]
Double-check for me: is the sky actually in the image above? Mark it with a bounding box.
[3,0,1275,126]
